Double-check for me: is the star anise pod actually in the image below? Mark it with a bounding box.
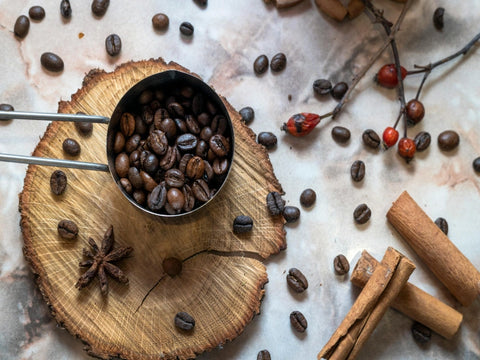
[75,225,133,296]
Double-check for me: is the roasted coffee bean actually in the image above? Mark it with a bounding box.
[209,134,229,157]
[105,34,122,56]
[193,0,207,6]
[159,146,179,170]
[192,93,205,115]
[331,126,351,143]
[257,350,271,360]
[40,52,64,72]
[174,118,188,134]
[185,115,201,134]
[199,127,213,142]
[207,148,216,163]
[362,129,380,149]
[186,156,205,179]
[29,6,45,21]
[145,183,165,210]
[257,132,277,149]
[157,118,177,140]
[115,153,130,178]
[74,112,93,135]
[91,0,109,16]
[433,7,445,30]
[435,217,448,235]
[120,113,135,136]
[212,157,229,175]
[287,268,308,293]
[182,185,195,212]
[414,131,431,152]
[174,312,195,331]
[152,13,169,31]
[197,112,211,127]
[254,55,269,75]
[134,115,148,136]
[177,133,198,153]
[120,178,133,194]
[62,138,81,156]
[140,171,157,192]
[438,130,459,151]
[313,79,332,96]
[168,102,185,118]
[128,167,144,189]
[0,103,14,121]
[350,160,365,182]
[331,82,348,100]
[60,0,72,18]
[167,188,185,212]
[14,15,30,38]
[130,150,142,168]
[411,322,431,343]
[179,22,194,36]
[137,90,153,105]
[353,203,371,224]
[333,254,350,275]
[211,115,227,135]
[50,170,67,195]
[113,132,125,153]
[142,152,159,174]
[179,154,194,174]
[125,134,141,153]
[290,311,307,333]
[473,157,480,173]
[165,168,185,188]
[203,160,214,181]
[163,257,182,277]
[283,206,300,223]
[148,130,168,156]
[266,191,285,215]
[132,189,146,205]
[206,101,218,116]
[192,179,210,202]
[142,106,154,126]
[270,52,287,72]
[233,215,253,234]
[300,188,316,207]
[180,86,194,99]
[239,106,254,125]
[57,219,78,240]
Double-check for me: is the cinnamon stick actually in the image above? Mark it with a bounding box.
[318,247,415,360]
[351,250,463,339]
[387,191,480,306]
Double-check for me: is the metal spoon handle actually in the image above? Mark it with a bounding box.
[0,153,109,172]
[0,110,109,123]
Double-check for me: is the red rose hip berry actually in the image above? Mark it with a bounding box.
[382,127,399,148]
[398,137,416,162]
[376,64,407,88]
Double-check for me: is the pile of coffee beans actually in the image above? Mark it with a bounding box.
[112,82,232,215]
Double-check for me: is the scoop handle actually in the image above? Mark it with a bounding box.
[0,153,109,172]
[0,110,109,123]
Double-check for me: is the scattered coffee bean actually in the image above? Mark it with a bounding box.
[257,350,271,360]
[40,52,64,72]
[91,0,109,17]
[414,131,431,152]
[433,7,445,30]
[313,79,332,96]
[105,34,122,56]
[473,157,480,173]
[257,132,277,149]
[411,322,431,343]
[333,254,350,275]
[179,22,194,36]
[331,126,351,143]
[162,257,182,277]
[434,217,448,235]
[331,82,348,100]
[0,103,14,120]
[62,138,81,156]
[29,6,46,21]
[193,0,208,6]
[290,311,307,333]
[233,215,253,234]
[266,191,285,215]
[57,219,78,240]
[50,170,67,195]
[270,52,287,72]
[60,0,72,19]
[300,188,316,207]
[152,13,169,30]
[353,203,371,224]
[74,112,93,135]
[175,311,195,331]
[254,55,269,75]
[14,15,30,39]
[283,206,300,223]
[350,160,365,182]
[362,129,380,149]
[287,268,308,293]
[438,130,459,151]
[239,106,254,125]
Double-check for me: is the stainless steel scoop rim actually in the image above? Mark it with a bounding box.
[106,69,235,219]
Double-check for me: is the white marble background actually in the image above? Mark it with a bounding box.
[0,0,479,359]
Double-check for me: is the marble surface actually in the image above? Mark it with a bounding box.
[0,0,479,359]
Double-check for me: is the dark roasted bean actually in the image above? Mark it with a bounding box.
[239,106,254,125]
[435,217,448,235]
[143,153,159,174]
[253,55,269,75]
[91,0,109,16]
[174,312,195,331]
[177,133,198,153]
[182,185,195,212]
[233,215,253,234]
[192,93,204,115]
[74,112,93,135]
[147,184,167,210]
[331,82,348,100]
[197,112,211,127]
[132,189,146,205]
[270,52,287,72]
[290,311,307,333]
[283,206,300,223]
[105,34,122,56]
[57,219,78,240]
[411,322,431,343]
[40,52,64,72]
[165,168,185,188]
[168,102,185,118]
[140,171,157,192]
[211,115,227,135]
[14,15,30,38]
[50,170,67,195]
[186,156,205,179]
[179,154,194,174]
[113,132,125,153]
[313,79,332,96]
[438,130,459,151]
[473,157,480,173]
[120,113,135,136]
[148,130,168,156]
[287,268,308,293]
[414,131,431,152]
[120,178,133,194]
[362,129,380,149]
[331,126,351,143]
[350,160,365,182]
[163,257,182,277]
[209,134,229,157]
[29,6,45,21]
[193,0,208,6]
[185,115,200,134]
[433,7,445,30]
[128,167,144,189]
[125,134,141,153]
[203,160,214,182]
[199,127,213,142]
[333,254,350,275]
[62,138,81,156]
[129,150,141,168]
[174,118,188,134]
[192,179,210,202]
[142,106,154,126]
[167,188,185,212]
[115,153,130,178]
[134,115,148,136]
[266,191,285,215]
[257,350,271,360]
[179,22,194,36]
[159,146,179,170]
[353,203,371,224]
[157,118,177,140]
[60,0,72,19]
[257,132,277,149]
[212,157,229,175]
[300,188,316,207]
[0,103,14,121]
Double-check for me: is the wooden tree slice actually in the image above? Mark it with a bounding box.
[20,59,286,360]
